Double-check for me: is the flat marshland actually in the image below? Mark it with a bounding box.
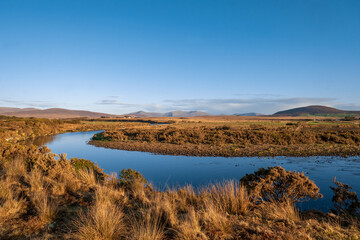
[91,116,360,157]
[1,116,360,239]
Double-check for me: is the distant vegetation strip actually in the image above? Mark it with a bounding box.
[90,121,360,157]
[91,140,360,157]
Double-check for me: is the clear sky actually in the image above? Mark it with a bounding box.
[1,0,359,114]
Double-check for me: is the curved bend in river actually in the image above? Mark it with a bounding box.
[30,130,360,212]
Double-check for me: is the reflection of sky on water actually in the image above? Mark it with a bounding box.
[31,130,360,212]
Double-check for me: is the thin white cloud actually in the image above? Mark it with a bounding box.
[96,99,171,112]
[97,97,339,115]
[164,97,337,114]
[334,103,360,111]
[0,99,54,108]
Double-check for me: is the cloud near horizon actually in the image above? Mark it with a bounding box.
[96,97,346,115]
[0,99,55,108]
[1,97,359,115]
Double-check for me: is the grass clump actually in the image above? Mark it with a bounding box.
[201,180,250,215]
[0,178,26,224]
[31,190,58,223]
[73,199,124,240]
[129,210,166,240]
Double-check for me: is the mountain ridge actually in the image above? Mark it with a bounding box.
[0,107,118,119]
[0,107,210,119]
[273,105,360,116]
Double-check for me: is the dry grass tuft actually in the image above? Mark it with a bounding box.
[0,177,26,224]
[95,185,125,206]
[176,207,208,240]
[31,190,58,223]
[201,202,233,239]
[27,168,46,192]
[49,164,81,195]
[5,157,26,179]
[73,185,125,240]
[74,201,124,240]
[202,180,250,215]
[78,168,97,186]
[130,209,166,240]
[265,199,300,223]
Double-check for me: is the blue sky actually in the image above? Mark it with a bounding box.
[1,0,359,114]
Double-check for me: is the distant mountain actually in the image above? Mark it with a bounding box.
[0,107,37,114]
[0,107,118,119]
[233,112,263,116]
[124,110,210,118]
[0,107,211,119]
[273,105,360,117]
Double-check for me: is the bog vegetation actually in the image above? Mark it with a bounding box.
[0,116,359,239]
[91,119,360,157]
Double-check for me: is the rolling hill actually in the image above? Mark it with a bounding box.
[273,105,360,117]
[0,107,118,119]
[0,107,210,119]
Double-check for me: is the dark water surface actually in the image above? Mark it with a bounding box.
[31,130,360,212]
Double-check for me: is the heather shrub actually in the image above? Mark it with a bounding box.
[240,166,323,203]
[330,178,360,216]
[119,168,148,188]
[71,158,106,181]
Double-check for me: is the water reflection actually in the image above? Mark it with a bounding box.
[26,134,56,146]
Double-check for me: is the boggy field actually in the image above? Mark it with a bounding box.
[1,116,360,239]
[91,118,360,157]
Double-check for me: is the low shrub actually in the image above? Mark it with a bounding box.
[330,178,360,216]
[71,158,106,181]
[240,166,323,203]
[119,168,148,188]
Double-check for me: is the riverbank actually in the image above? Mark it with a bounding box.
[90,120,360,157]
[90,139,360,157]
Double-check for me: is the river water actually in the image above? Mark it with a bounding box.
[31,130,360,212]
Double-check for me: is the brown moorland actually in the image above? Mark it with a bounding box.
[90,116,360,157]
[0,116,359,239]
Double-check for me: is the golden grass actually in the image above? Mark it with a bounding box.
[4,157,26,180]
[31,190,58,223]
[201,180,250,215]
[27,168,46,192]
[0,177,26,223]
[73,185,126,240]
[264,199,300,223]
[73,201,124,240]
[176,207,208,240]
[201,202,233,240]
[78,168,97,186]
[49,164,82,195]
[130,209,166,240]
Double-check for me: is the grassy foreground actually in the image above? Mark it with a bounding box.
[1,146,360,239]
[90,118,360,157]
[1,116,360,239]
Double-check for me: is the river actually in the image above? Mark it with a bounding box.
[30,130,360,212]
